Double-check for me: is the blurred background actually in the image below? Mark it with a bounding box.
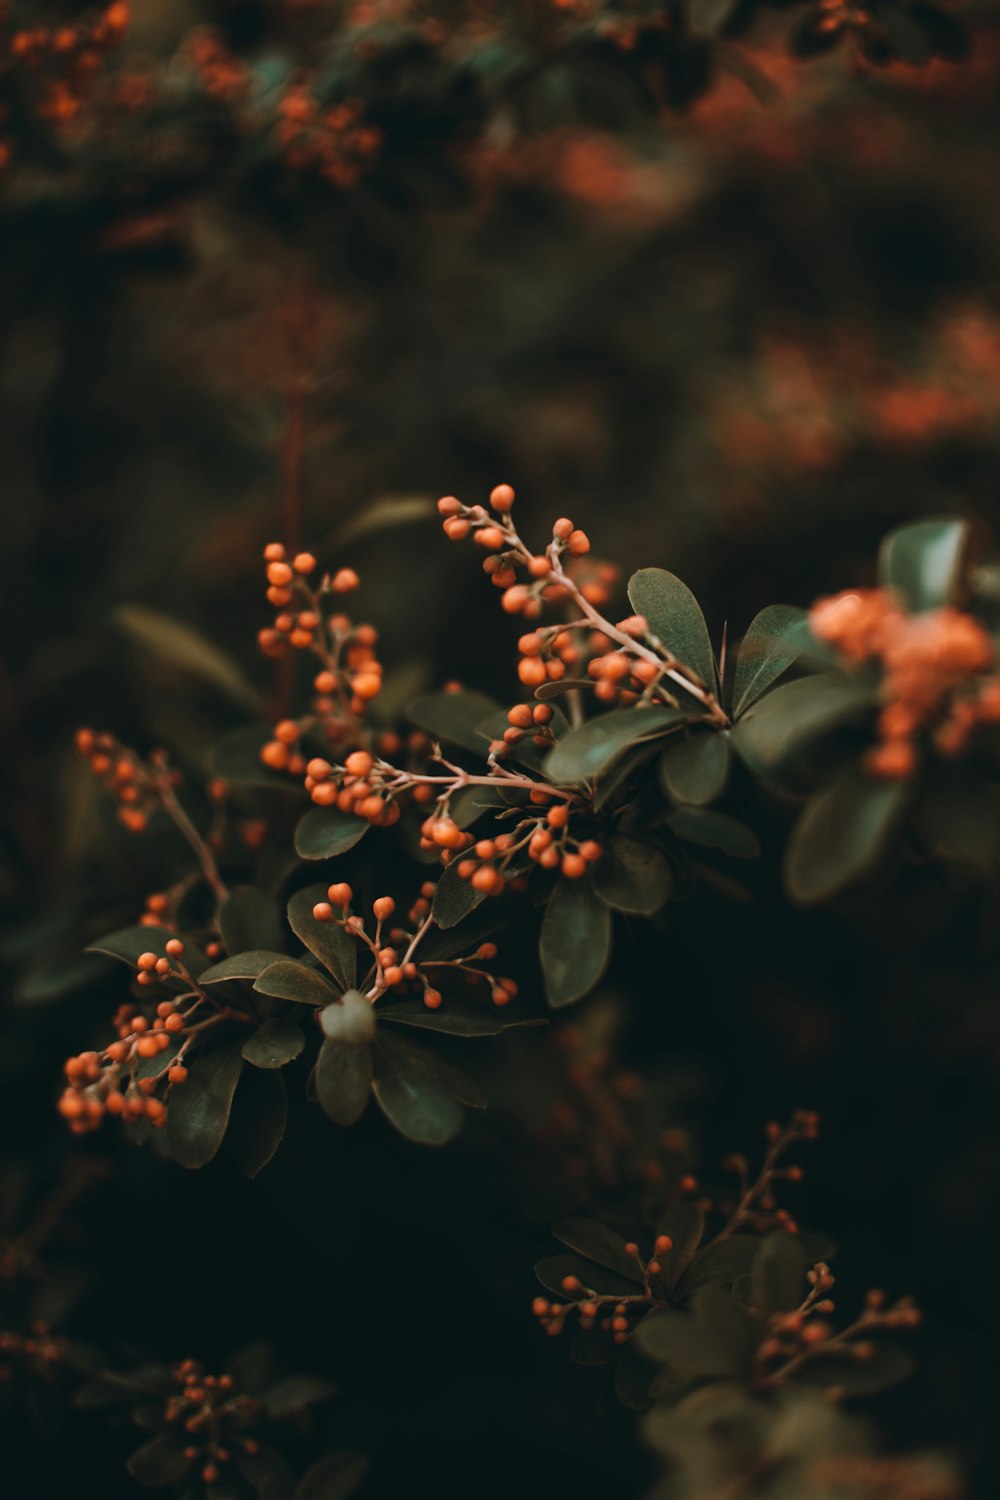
[3,3,1000,1497]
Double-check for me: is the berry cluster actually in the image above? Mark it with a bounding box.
[533,1234,675,1344]
[437,485,727,723]
[74,729,175,834]
[3,1,129,130]
[755,1273,922,1392]
[810,589,1000,776]
[182,26,250,102]
[274,88,382,186]
[454,802,603,890]
[58,940,207,1134]
[311,882,518,1007]
[164,1360,261,1488]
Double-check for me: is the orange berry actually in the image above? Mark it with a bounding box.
[292,551,316,574]
[490,483,515,511]
[373,896,395,920]
[352,673,381,701]
[168,1066,188,1085]
[345,750,374,777]
[267,561,293,587]
[328,882,353,908]
[332,567,360,593]
[423,989,443,1010]
[561,854,587,878]
[437,495,462,516]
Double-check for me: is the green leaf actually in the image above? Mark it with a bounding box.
[732,606,811,718]
[242,1018,306,1069]
[166,1041,245,1169]
[228,1068,287,1178]
[627,568,717,693]
[127,1434,192,1487]
[432,858,488,929]
[659,732,731,807]
[634,1308,740,1377]
[199,951,288,985]
[210,726,299,790]
[545,705,687,785]
[667,808,760,860]
[380,997,543,1037]
[116,604,258,709]
[688,0,738,34]
[654,1203,707,1292]
[219,888,284,958]
[407,689,501,754]
[86,926,208,978]
[791,1342,915,1396]
[287,885,357,989]
[294,809,368,861]
[785,768,911,905]
[254,959,339,1006]
[535,1253,641,1301]
[371,1030,482,1145]
[260,1375,338,1418]
[675,1236,761,1300]
[752,1232,808,1319]
[594,835,674,915]
[878,516,969,612]
[294,1452,368,1500]
[540,875,612,1007]
[731,674,876,781]
[551,1218,646,1283]
[236,1442,295,1498]
[315,1037,372,1126]
[319,990,377,1044]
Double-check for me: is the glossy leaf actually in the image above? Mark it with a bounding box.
[752,1231,808,1319]
[654,1203,706,1292]
[380,997,543,1037]
[260,1375,338,1418]
[432,857,488,929]
[634,1307,740,1377]
[667,808,760,860]
[228,1068,287,1178]
[166,1041,245,1169]
[676,1235,760,1300]
[878,516,969,612]
[127,1434,191,1487]
[220,887,284,958]
[785,769,910,905]
[294,808,368,861]
[545,704,687,785]
[294,1452,369,1500]
[688,0,738,33]
[406,689,501,754]
[540,874,612,1007]
[371,1030,481,1144]
[551,1217,646,1282]
[535,1253,641,1301]
[791,1342,915,1396]
[627,568,717,692]
[199,951,288,985]
[315,1037,373,1126]
[659,731,731,806]
[242,1018,306,1069]
[287,885,356,989]
[732,605,810,718]
[254,959,339,1007]
[86,925,208,978]
[594,835,674,915]
[730,674,875,781]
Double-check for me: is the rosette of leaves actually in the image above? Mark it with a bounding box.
[74,1344,365,1500]
[533,1206,777,1408]
[634,1232,914,1406]
[90,880,538,1163]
